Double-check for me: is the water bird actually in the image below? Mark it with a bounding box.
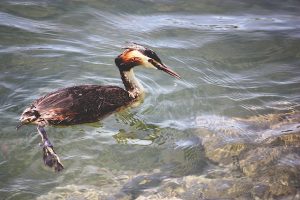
[17,43,180,171]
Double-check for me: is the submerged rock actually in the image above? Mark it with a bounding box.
[37,112,300,200]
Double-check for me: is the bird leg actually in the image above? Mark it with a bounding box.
[37,126,64,172]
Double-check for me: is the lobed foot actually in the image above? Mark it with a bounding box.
[37,126,64,172]
[42,141,64,172]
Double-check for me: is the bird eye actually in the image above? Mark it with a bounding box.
[144,49,162,64]
[24,111,31,115]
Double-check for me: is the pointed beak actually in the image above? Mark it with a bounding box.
[149,59,181,79]
[158,64,181,79]
[16,122,25,130]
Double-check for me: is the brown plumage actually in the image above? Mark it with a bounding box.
[18,43,180,171]
[28,85,132,126]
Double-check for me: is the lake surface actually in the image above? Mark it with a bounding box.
[1,0,300,199]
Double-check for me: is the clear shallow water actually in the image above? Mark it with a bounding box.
[0,0,300,199]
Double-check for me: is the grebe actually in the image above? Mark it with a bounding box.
[18,43,180,171]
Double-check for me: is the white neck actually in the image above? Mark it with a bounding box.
[120,69,144,98]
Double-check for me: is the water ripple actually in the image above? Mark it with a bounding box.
[0,12,59,33]
[100,13,300,35]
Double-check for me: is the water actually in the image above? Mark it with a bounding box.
[1,0,300,199]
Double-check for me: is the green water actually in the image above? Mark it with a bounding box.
[1,1,300,199]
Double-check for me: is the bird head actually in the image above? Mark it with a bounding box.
[17,107,40,130]
[115,43,180,79]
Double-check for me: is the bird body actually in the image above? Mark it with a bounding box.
[18,43,180,171]
[20,44,180,127]
[26,85,133,126]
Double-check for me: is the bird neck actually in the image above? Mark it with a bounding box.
[120,69,144,98]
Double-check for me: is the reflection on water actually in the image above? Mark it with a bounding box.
[1,0,300,199]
